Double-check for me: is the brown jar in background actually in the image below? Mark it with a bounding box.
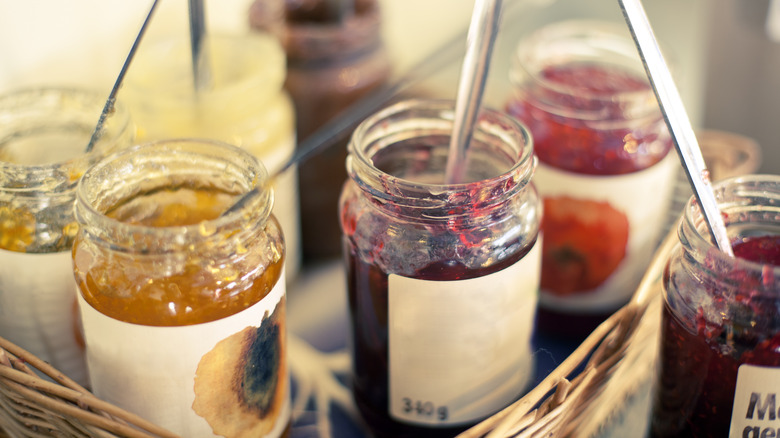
[250,0,392,262]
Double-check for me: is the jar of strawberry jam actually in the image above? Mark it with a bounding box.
[339,99,542,437]
[505,20,678,338]
[0,87,133,387]
[650,175,780,438]
[73,140,289,437]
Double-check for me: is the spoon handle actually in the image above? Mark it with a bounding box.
[85,0,160,154]
[189,0,211,91]
[619,0,734,256]
[445,0,502,184]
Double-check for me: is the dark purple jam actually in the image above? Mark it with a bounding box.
[650,234,780,438]
[344,240,535,438]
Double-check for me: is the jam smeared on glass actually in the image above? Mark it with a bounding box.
[651,234,780,438]
[506,63,670,176]
[74,187,284,327]
[340,100,540,437]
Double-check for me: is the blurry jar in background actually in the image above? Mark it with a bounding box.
[121,32,300,283]
[650,175,780,438]
[250,0,391,262]
[73,140,289,437]
[339,99,541,437]
[0,88,133,387]
[505,20,678,339]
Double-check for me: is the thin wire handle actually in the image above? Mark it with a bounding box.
[85,0,160,154]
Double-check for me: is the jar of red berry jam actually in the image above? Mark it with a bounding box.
[650,174,780,438]
[339,99,542,437]
[73,140,289,436]
[505,20,678,338]
[0,87,133,387]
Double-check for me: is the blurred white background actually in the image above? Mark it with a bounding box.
[0,0,776,173]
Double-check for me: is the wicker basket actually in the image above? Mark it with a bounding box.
[457,227,675,438]
[0,227,675,438]
[0,337,176,438]
[0,129,756,437]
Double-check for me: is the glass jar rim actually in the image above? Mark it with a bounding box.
[347,98,535,210]
[681,174,780,275]
[75,138,273,249]
[511,19,663,102]
[0,87,133,192]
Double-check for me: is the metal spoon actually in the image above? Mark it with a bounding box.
[85,0,160,153]
[444,0,502,184]
[222,0,525,217]
[618,0,734,257]
[189,0,212,91]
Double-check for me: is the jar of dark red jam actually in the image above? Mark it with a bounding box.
[339,99,542,437]
[505,20,678,339]
[650,175,780,438]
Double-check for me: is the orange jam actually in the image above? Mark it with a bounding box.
[73,186,284,327]
[0,206,36,252]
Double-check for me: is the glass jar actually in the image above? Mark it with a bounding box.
[122,32,300,283]
[505,20,678,338]
[0,87,133,387]
[250,0,392,261]
[73,140,289,437]
[650,175,780,438]
[339,99,542,437]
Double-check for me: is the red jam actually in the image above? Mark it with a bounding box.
[650,235,780,437]
[345,242,536,438]
[340,100,540,437]
[506,63,668,176]
[507,62,673,339]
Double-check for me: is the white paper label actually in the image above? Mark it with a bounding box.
[79,276,289,438]
[0,249,88,386]
[729,365,780,438]
[534,152,678,312]
[388,240,541,426]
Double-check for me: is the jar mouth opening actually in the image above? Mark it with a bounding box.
[682,174,780,274]
[0,88,133,192]
[347,99,535,209]
[511,19,661,107]
[76,139,272,245]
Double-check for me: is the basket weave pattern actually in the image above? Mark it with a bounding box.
[0,229,674,438]
[0,336,176,438]
[457,228,675,438]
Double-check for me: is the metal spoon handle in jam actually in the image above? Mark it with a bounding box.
[619,0,734,257]
[445,0,502,185]
[85,0,160,154]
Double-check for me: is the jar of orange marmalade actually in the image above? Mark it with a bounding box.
[73,139,289,437]
[0,87,133,387]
